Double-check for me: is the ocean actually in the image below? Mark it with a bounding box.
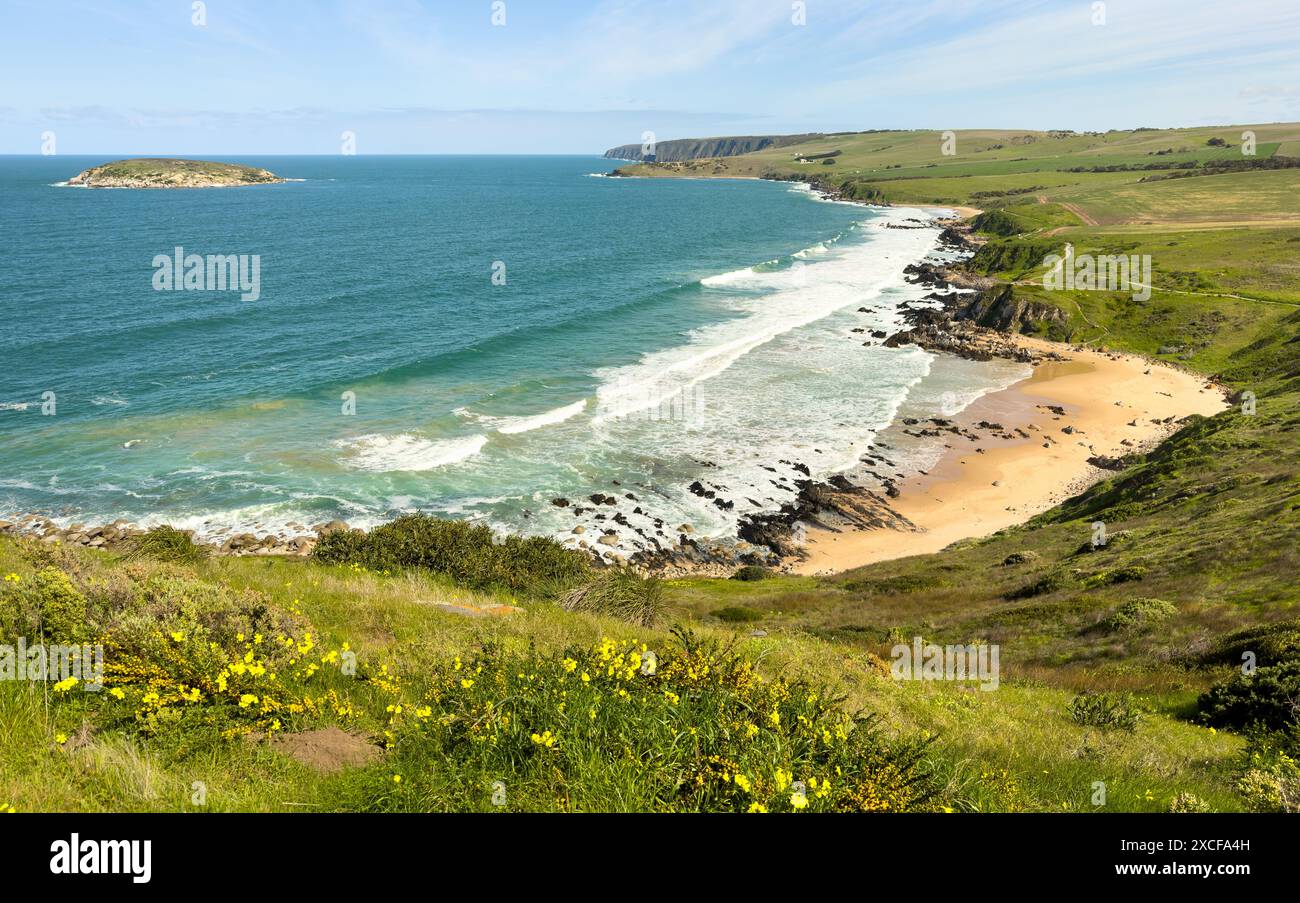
[0,155,1028,554]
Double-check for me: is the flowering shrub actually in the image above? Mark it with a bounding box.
[1233,731,1300,813]
[2,557,357,744]
[361,627,940,812]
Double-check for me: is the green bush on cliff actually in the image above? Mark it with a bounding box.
[313,514,589,595]
[1203,620,1300,668]
[1199,660,1300,732]
[1099,598,1177,633]
[0,567,90,642]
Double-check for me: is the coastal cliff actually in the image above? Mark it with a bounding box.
[603,134,817,162]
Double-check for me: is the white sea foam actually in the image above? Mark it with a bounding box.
[593,208,941,424]
[0,402,31,411]
[336,433,488,472]
[91,395,128,406]
[495,399,588,434]
[700,265,767,287]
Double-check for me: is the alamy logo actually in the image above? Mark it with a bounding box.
[152,247,261,301]
[596,377,704,424]
[1043,243,1151,302]
[50,834,152,884]
[0,640,103,690]
[891,636,1000,691]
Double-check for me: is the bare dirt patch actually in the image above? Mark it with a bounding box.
[267,727,383,774]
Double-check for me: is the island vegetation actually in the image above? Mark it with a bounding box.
[67,158,284,189]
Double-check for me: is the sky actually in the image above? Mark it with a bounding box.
[1,0,1298,154]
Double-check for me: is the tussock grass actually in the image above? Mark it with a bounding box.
[559,568,664,627]
[121,525,207,565]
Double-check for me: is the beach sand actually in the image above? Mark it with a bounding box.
[793,336,1229,575]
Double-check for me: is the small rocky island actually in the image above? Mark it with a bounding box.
[67,158,285,189]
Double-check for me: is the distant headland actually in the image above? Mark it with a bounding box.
[66,158,285,189]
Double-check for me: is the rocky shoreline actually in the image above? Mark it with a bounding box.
[0,514,325,557]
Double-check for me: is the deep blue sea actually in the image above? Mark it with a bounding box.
[0,155,1026,552]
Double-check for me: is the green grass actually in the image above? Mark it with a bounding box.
[0,536,1259,812]
[620,123,1300,225]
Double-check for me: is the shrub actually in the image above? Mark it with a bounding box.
[0,567,90,642]
[558,569,664,626]
[1,555,328,742]
[1069,692,1141,732]
[1198,660,1300,732]
[1099,598,1177,633]
[731,565,772,582]
[1233,730,1300,813]
[1005,571,1071,600]
[122,526,208,565]
[338,628,942,812]
[1204,620,1300,668]
[313,514,589,595]
[310,527,372,566]
[1081,565,1147,589]
[1168,792,1213,813]
[998,551,1040,567]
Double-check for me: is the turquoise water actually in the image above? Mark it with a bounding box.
[0,155,1024,552]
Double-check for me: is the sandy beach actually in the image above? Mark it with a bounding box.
[794,336,1230,574]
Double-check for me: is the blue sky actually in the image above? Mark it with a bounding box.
[2,0,1298,154]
